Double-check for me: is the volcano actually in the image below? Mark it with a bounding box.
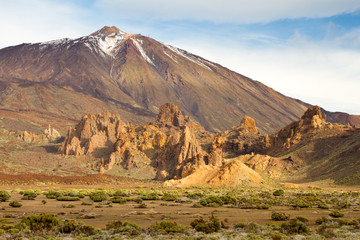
[0,26,358,134]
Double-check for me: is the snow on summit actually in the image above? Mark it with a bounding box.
[89,26,126,56]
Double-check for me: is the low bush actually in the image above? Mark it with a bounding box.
[45,190,63,199]
[273,189,285,197]
[234,222,246,229]
[21,190,38,200]
[9,201,22,208]
[329,211,344,218]
[281,219,309,234]
[89,191,108,202]
[56,196,80,201]
[318,202,330,209]
[59,219,78,233]
[106,220,142,235]
[19,213,60,232]
[190,215,223,233]
[140,192,159,200]
[0,191,10,202]
[271,211,290,221]
[149,221,187,233]
[290,199,312,208]
[199,195,224,207]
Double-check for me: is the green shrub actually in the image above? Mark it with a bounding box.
[199,196,224,207]
[149,221,186,233]
[41,200,47,205]
[0,191,10,202]
[271,211,290,221]
[192,202,203,208]
[281,219,309,234]
[56,196,80,201]
[75,224,97,236]
[318,202,330,209]
[273,189,285,196]
[140,192,159,200]
[81,202,92,205]
[19,213,59,232]
[113,190,131,197]
[329,211,344,218]
[315,217,329,225]
[292,216,309,223]
[59,219,78,233]
[234,222,246,229]
[63,204,75,208]
[133,197,143,204]
[89,191,108,202]
[106,220,142,235]
[161,193,179,201]
[45,190,63,199]
[190,215,222,233]
[21,190,38,200]
[290,199,312,208]
[9,201,22,208]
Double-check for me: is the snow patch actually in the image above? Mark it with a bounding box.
[163,50,178,63]
[40,38,72,46]
[165,45,212,71]
[132,38,155,66]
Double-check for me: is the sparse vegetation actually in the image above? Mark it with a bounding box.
[329,210,344,218]
[190,215,223,233]
[89,191,108,202]
[0,191,10,202]
[9,201,22,208]
[149,221,187,233]
[271,211,290,221]
[0,186,359,238]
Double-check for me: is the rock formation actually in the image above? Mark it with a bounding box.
[59,111,124,156]
[56,102,358,186]
[265,105,346,151]
[100,103,207,180]
[18,125,61,143]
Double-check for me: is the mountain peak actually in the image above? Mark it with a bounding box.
[90,26,126,37]
[88,26,126,56]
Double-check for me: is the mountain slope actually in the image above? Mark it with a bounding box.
[0,26,358,133]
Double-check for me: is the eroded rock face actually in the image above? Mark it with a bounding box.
[102,105,206,180]
[155,125,206,180]
[18,125,61,143]
[156,103,189,127]
[267,106,329,151]
[59,111,124,156]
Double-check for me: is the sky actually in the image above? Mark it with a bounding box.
[0,0,359,114]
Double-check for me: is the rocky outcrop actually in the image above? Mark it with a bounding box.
[155,125,206,180]
[267,106,337,151]
[59,111,124,156]
[156,103,189,127]
[18,125,61,143]
[100,103,206,180]
[208,116,263,160]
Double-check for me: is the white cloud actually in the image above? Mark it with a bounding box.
[0,0,92,48]
[95,0,360,23]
